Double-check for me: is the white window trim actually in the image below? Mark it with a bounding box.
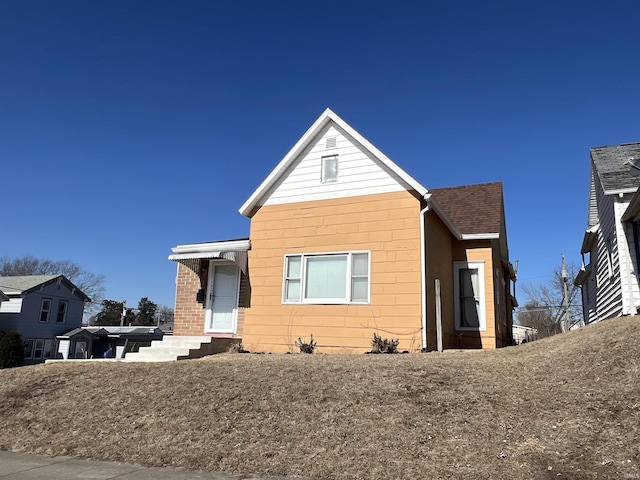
[33,339,45,359]
[321,155,338,183]
[283,251,371,305]
[454,261,486,331]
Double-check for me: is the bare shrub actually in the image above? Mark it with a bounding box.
[227,342,249,354]
[370,333,399,354]
[295,334,316,354]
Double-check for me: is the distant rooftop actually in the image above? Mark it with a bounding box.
[591,142,640,193]
[0,275,60,293]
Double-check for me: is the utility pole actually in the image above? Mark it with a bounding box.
[120,300,126,328]
[561,255,571,332]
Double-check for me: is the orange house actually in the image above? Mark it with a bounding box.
[169,109,516,353]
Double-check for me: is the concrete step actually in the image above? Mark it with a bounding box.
[123,336,239,362]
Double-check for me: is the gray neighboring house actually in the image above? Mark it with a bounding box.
[575,143,640,324]
[0,275,90,363]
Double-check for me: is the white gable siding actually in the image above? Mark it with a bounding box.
[261,124,410,206]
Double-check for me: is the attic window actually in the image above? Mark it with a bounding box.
[326,136,337,149]
[321,155,338,183]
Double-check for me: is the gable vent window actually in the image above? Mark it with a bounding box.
[321,155,338,183]
[326,136,337,149]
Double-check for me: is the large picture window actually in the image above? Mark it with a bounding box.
[284,252,370,304]
[454,261,486,331]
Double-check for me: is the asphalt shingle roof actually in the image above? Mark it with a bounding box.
[430,182,503,235]
[0,275,60,293]
[591,143,640,193]
[0,275,90,301]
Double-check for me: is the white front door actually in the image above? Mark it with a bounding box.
[205,263,240,333]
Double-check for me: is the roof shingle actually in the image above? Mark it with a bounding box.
[0,275,60,293]
[591,143,640,193]
[430,182,503,235]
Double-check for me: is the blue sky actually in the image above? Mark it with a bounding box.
[2,0,640,313]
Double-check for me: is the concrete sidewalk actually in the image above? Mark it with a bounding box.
[0,451,295,480]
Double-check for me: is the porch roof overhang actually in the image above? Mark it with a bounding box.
[168,239,251,274]
[580,224,599,254]
[574,263,592,286]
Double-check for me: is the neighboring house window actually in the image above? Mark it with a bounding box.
[23,339,34,359]
[56,300,68,323]
[283,252,370,304]
[321,155,338,183]
[39,299,52,322]
[33,339,44,359]
[606,237,614,280]
[454,261,486,330]
[43,339,55,359]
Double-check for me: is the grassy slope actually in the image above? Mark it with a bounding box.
[0,317,638,480]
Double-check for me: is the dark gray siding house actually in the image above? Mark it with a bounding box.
[0,275,90,364]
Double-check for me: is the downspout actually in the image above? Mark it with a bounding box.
[420,199,431,351]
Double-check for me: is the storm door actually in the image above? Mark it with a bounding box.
[205,263,240,333]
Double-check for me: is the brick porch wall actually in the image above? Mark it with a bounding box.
[173,262,207,336]
[173,261,247,338]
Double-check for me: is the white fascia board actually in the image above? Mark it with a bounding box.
[171,239,251,254]
[238,108,428,217]
[580,224,599,254]
[423,193,463,240]
[323,109,428,196]
[603,187,637,196]
[460,233,500,240]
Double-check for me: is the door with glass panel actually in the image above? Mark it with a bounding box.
[205,263,240,333]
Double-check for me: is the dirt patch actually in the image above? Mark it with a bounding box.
[1,317,639,479]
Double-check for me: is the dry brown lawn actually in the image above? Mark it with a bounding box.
[1,317,639,479]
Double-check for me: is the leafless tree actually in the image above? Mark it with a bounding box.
[517,259,583,338]
[156,305,174,326]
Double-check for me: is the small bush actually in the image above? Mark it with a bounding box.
[227,342,250,354]
[0,330,25,368]
[370,333,399,354]
[295,334,317,354]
